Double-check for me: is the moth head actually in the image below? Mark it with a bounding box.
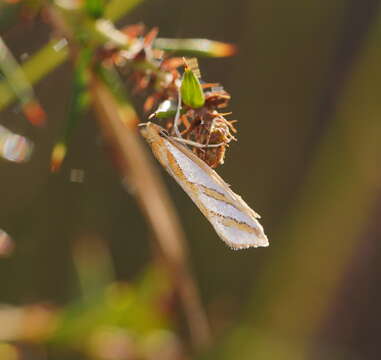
[139,122,165,144]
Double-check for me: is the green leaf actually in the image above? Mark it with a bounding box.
[151,99,176,118]
[154,38,237,58]
[180,68,205,109]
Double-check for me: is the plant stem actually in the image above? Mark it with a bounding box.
[0,0,143,111]
[90,76,211,349]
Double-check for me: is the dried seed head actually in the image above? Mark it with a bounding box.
[191,115,236,168]
[109,24,238,168]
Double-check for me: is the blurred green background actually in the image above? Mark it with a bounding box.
[1,0,381,359]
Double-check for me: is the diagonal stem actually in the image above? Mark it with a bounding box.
[90,76,211,349]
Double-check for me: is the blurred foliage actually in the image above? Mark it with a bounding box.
[51,267,174,357]
[0,264,178,359]
[0,227,177,359]
[2,0,381,359]
[0,0,236,358]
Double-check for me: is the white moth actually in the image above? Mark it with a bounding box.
[140,122,269,250]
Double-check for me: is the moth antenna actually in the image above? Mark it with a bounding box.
[172,136,225,149]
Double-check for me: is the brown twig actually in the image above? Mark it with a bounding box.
[90,77,211,349]
[44,3,211,348]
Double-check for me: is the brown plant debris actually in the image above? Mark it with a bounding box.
[99,24,237,169]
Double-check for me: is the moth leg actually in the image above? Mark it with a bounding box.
[173,87,182,138]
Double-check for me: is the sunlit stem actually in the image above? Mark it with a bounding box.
[0,36,34,105]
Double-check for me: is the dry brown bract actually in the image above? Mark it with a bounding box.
[102,24,237,168]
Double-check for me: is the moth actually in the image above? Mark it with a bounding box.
[140,122,269,250]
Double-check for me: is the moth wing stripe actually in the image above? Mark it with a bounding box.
[165,141,254,226]
[198,192,257,228]
[215,215,264,237]
[165,140,224,192]
[165,136,261,218]
[212,219,269,249]
[197,184,245,212]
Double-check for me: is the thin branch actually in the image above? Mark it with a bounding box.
[90,77,211,349]
[0,38,68,110]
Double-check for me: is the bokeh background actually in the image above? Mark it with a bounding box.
[1,0,381,359]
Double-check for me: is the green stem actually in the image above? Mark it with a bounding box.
[0,38,68,110]
[0,0,143,111]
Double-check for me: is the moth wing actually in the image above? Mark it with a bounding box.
[165,136,261,218]
[208,214,268,249]
[162,136,268,249]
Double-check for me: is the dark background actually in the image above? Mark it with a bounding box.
[1,0,381,359]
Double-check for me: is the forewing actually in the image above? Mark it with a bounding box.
[162,137,268,249]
